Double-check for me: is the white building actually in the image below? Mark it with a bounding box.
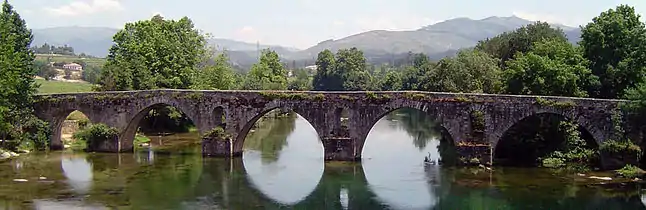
[62,63,83,71]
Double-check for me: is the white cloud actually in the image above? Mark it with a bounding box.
[332,20,345,26]
[152,11,164,17]
[235,26,262,43]
[44,0,123,17]
[239,26,255,34]
[512,11,579,27]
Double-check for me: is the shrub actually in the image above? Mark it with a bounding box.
[616,164,645,178]
[73,123,119,150]
[203,127,230,141]
[542,157,566,168]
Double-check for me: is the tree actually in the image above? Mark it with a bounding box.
[401,53,433,90]
[287,69,312,90]
[476,22,568,66]
[312,49,341,90]
[34,59,57,80]
[579,5,646,99]
[0,0,49,150]
[336,48,373,91]
[82,65,102,84]
[98,15,207,90]
[380,70,403,91]
[192,52,235,90]
[503,38,598,97]
[243,49,287,90]
[424,50,502,93]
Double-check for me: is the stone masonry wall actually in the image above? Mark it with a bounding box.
[33,90,624,165]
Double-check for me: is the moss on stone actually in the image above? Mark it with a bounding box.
[535,97,576,108]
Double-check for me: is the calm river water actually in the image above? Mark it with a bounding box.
[1,110,646,209]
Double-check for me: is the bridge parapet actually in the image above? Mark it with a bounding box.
[33,90,625,165]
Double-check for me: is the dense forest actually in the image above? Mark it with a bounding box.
[2,0,646,171]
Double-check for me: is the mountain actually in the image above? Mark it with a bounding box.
[293,16,582,62]
[32,27,119,57]
[30,16,583,68]
[209,38,299,53]
[31,27,298,58]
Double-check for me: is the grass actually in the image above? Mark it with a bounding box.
[35,78,95,94]
[36,54,106,68]
[135,134,151,147]
[66,110,89,120]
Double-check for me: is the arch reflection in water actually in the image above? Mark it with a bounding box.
[60,153,93,195]
[362,108,449,209]
[242,111,324,205]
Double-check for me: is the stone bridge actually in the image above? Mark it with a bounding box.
[33,89,625,165]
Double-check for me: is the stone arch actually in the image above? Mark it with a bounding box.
[491,109,604,166]
[50,108,98,150]
[356,105,460,157]
[232,106,324,154]
[491,109,604,152]
[120,102,201,152]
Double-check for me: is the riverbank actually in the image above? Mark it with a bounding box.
[0,149,21,162]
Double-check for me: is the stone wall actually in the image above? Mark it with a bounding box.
[33,90,625,165]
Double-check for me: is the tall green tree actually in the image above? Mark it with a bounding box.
[336,48,373,91]
[243,49,287,90]
[380,70,403,91]
[312,49,341,90]
[504,38,598,97]
[579,5,646,99]
[287,69,312,90]
[401,53,433,91]
[476,22,568,66]
[98,15,207,90]
[424,50,502,93]
[192,52,235,90]
[0,0,49,150]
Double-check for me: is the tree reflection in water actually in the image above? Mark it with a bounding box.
[243,110,297,163]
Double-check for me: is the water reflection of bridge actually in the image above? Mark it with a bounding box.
[195,158,392,209]
[9,152,646,209]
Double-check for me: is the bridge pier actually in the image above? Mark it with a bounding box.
[455,145,493,166]
[202,134,241,158]
[323,137,359,161]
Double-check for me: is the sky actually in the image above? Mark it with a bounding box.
[9,0,646,49]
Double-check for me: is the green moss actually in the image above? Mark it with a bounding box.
[312,94,325,101]
[339,95,355,101]
[535,97,576,108]
[455,96,472,102]
[365,92,391,103]
[403,93,426,100]
[184,92,205,100]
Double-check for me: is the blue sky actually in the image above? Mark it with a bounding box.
[9,0,646,49]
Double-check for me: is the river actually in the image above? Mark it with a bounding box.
[1,110,645,209]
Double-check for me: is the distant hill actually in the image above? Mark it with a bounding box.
[32,27,119,58]
[30,16,582,68]
[293,16,581,62]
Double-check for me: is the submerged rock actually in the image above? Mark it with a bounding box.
[589,176,613,181]
[0,149,19,160]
